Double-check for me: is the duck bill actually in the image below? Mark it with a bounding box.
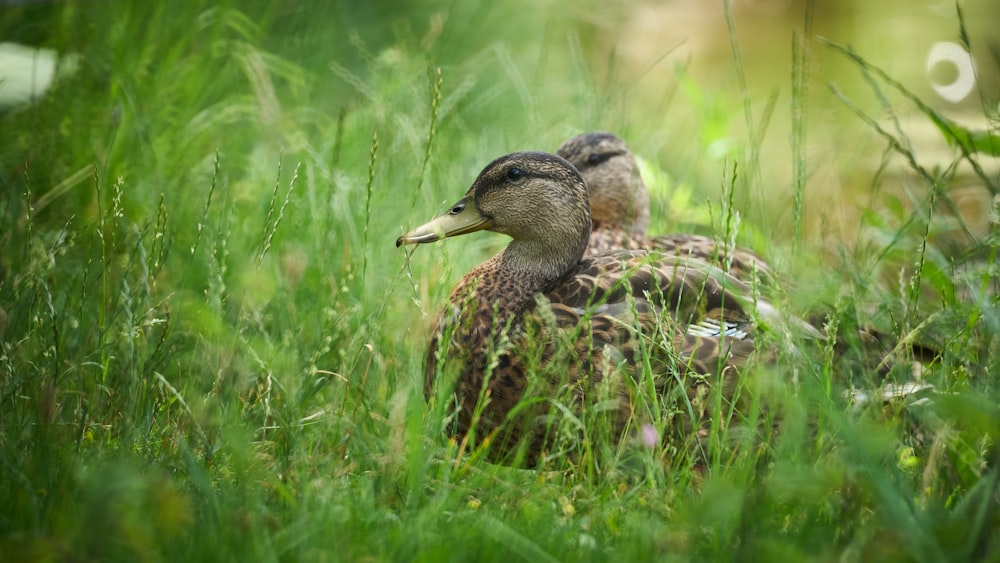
[396,197,493,247]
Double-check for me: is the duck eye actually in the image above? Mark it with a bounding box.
[506,167,523,181]
[586,153,601,165]
[449,201,466,215]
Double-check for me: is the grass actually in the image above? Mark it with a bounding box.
[1,1,999,561]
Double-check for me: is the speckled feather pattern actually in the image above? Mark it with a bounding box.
[403,151,762,463]
[425,251,759,462]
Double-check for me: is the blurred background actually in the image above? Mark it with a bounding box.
[3,0,997,253]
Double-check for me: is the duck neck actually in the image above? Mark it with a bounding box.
[499,238,583,293]
[451,240,581,331]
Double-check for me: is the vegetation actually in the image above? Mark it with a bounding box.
[1,1,997,561]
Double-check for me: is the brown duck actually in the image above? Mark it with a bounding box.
[397,151,792,464]
[557,131,773,284]
[558,133,939,388]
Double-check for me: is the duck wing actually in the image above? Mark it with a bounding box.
[426,250,764,462]
[586,227,774,286]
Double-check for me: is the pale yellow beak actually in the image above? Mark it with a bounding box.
[396,197,493,247]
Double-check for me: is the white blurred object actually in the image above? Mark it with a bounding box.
[926,41,977,103]
[846,380,937,409]
[0,42,72,107]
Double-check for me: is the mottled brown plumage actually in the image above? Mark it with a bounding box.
[558,133,939,397]
[557,132,773,284]
[398,151,776,464]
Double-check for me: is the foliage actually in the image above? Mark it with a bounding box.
[1,1,998,561]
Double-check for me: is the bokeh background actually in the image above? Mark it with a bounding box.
[4,0,997,246]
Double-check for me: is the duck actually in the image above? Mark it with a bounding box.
[397,151,785,465]
[557,131,774,284]
[558,133,941,389]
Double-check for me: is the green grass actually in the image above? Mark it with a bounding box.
[2,1,999,561]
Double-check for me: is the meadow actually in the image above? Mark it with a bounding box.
[1,1,998,561]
